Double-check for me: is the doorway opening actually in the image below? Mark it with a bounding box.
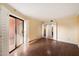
[42,22,56,40]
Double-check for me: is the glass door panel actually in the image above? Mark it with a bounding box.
[9,17,15,52]
[16,19,24,46]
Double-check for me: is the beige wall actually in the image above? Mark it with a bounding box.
[57,15,79,45]
[0,5,9,55]
[76,15,79,45]
[29,19,42,41]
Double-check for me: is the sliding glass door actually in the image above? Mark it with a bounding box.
[9,15,24,53]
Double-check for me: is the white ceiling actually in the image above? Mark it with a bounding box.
[8,3,79,21]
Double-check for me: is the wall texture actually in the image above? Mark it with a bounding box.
[76,15,79,46]
[29,19,42,41]
[57,15,79,45]
[0,5,9,55]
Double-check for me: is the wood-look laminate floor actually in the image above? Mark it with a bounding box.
[10,38,79,56]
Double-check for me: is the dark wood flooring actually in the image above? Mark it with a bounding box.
[19,38,79,56]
